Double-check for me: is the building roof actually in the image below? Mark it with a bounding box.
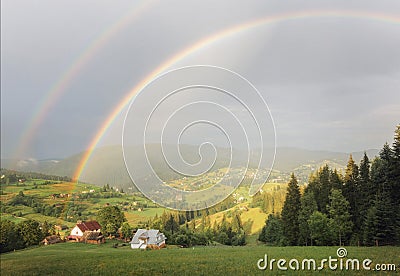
[42,235,62,244]
[130,229,147,244]
[130,229,166,245]
[76,221,101,232]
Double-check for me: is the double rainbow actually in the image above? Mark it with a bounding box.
[11,9,400,182]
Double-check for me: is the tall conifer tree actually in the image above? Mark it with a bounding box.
[281,173,301,245]
[390,125,400,206]
[358,152,372,237]
[343,154,361,240]
[391,125,400,244]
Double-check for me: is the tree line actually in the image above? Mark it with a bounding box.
[100,204,247,246]
[0,220,56,253]
[148,209,246,246]
[259,125,400,246]
[0,169,71,184]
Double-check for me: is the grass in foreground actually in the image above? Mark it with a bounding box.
[1,243,399,275]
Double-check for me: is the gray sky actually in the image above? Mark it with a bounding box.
[1,0,400,159]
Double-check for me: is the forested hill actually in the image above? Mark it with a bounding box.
[259,125,400,247]
[1,146,379,188]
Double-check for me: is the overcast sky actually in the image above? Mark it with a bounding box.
[1,0,400,159]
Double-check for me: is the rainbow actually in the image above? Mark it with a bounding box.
[69,10,400,181]
[12,0,154,162]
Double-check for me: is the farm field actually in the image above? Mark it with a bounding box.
[0,178,165,231]
[1,243,399,275]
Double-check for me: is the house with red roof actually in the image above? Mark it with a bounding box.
[67,221,102,241]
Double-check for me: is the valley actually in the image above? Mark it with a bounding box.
[0,168,286,238]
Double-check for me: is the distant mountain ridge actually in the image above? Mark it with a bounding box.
[273,147,379,172]
[1,145,379,188]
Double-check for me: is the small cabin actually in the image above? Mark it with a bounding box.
[42,235,63,245]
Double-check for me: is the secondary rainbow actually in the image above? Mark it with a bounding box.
[12,0,154,162]
[73,10,400,181]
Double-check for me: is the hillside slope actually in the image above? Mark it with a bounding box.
[2,145,379,188]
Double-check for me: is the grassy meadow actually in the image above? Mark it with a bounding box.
[1,243,399,275]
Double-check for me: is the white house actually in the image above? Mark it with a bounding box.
[130,229,166,249]
[68,221,101,240]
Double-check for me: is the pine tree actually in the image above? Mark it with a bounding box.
[199,213,207,232]
[305,165,338,214]
[393,124,400,157]
[370,157,385,196]
[358,152,373,243]
[164,214,179,235]
[231,213,243,233]
[281,173,301,245]
[373,140,398,245]
[342,154,361,242]
[327,189,353,246]
[305,173,320,210]
[330,169,343,190]
[359,152,372,205]
[219,213,229,233]
[298,190,318,246]
[369,155,396,245]
[354,126,400,246]
[373,191,396,246]
[380,142,392,163]
[318,165,332,214]
[391,124,400,244]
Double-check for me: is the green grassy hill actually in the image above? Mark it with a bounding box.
[1,243,398,275]
[0,175,165,235]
